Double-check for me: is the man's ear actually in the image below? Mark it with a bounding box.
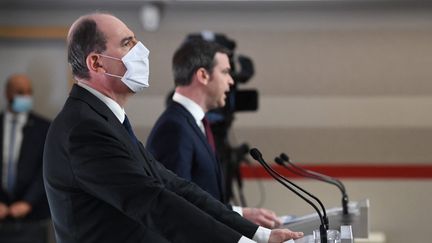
[196,67,210,85]
[86,53,104,73]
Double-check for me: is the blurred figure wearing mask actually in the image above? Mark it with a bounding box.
[0,74,51,243]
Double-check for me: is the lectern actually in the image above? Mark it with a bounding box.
[284,225,353,243]
[281,199,369,238]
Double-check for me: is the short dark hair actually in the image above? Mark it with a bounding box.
[67,18,107,80]
[172,39,230,86]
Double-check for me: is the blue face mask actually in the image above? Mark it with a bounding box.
[11,95,33,113]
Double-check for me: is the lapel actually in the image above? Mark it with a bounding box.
[69,85,152,174]
[19,112,35,165]
[0,112,35,185]
[171,102,225,196]
[21,112,36,141]
[171,102,216,157]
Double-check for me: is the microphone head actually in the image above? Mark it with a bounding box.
[280,153,290,162]
[274,157,284,165]
[249,148,262,160]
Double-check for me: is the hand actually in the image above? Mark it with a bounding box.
[269,228,304,243]
[0,203,9,219]
[8,201,32,218]
[243,207,282,229]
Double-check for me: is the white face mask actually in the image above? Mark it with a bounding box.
[100,41,150,92]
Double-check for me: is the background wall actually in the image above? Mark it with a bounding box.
[1,1,431,242]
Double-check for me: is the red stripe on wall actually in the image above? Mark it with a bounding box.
[240,164,432,179]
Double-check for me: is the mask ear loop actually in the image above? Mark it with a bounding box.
[99,54,121,61]
[99,54,125,79]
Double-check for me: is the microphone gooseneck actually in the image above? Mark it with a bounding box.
[278,153,349,216]
[250,148,328,243]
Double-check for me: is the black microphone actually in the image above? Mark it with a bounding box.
[250,148,328,243]
[280,153,345,191]
[277,153,350,217]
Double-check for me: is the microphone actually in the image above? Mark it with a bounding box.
[250,148,329,243]
[276,153,350,217]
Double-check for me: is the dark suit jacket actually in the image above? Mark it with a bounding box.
[146,102,226,203]
[43,84,257,243]
[0,112,51,221]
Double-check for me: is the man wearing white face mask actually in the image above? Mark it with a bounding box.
[0,73,51,242]
[99,41,150,92]
[43,13,303,243]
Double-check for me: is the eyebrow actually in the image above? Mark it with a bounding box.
[120,36,134,46]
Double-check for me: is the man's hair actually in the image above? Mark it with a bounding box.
[172,39,230,86]
[67,18,107,79]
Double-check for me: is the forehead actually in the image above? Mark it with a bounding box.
[8,75,31,90]
[214,52,230,67]
[96,14,134,46]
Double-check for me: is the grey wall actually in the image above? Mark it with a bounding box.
[1,2,431,242]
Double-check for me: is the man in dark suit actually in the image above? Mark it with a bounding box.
[43,13,303,243]
[0,74,51,242]
[146,40,282,229]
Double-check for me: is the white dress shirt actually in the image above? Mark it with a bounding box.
[2,111,28,191]
[78,82,126,123]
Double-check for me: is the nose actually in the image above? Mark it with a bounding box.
[228,75,234,86]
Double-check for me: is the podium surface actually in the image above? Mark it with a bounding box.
[281,199,369,238]
[284,225,354,243]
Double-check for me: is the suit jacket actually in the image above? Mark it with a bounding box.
[43,84,257,243]
[0,112,51,221]
[146,102,226,203]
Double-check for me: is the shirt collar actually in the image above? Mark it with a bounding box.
[77,82,125,123]
[172,92,205,123]
[5,110,28,124]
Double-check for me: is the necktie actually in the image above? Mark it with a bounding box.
[122,115,139,145]
[202,117,216,153]
[7,117,17,194]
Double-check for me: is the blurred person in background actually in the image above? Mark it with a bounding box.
[0,73,51,243]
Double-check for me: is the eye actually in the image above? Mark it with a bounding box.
[122,37,135,48]
[123,40,131,47]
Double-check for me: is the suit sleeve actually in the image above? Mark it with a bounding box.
[68,119,255,243]
[146,119,194,180]
[141,147,259,239]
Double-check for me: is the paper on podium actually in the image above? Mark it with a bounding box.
[285,225,354,243]
[279,215,297,224]
[287,235,313,243]
[280,199,369,238]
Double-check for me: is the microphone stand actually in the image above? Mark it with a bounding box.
[250,148,328,243]
[277,153,350,217]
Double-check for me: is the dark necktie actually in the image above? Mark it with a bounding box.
[122,115,139,145]
[202,117,216,153]
[7,117,17,193]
